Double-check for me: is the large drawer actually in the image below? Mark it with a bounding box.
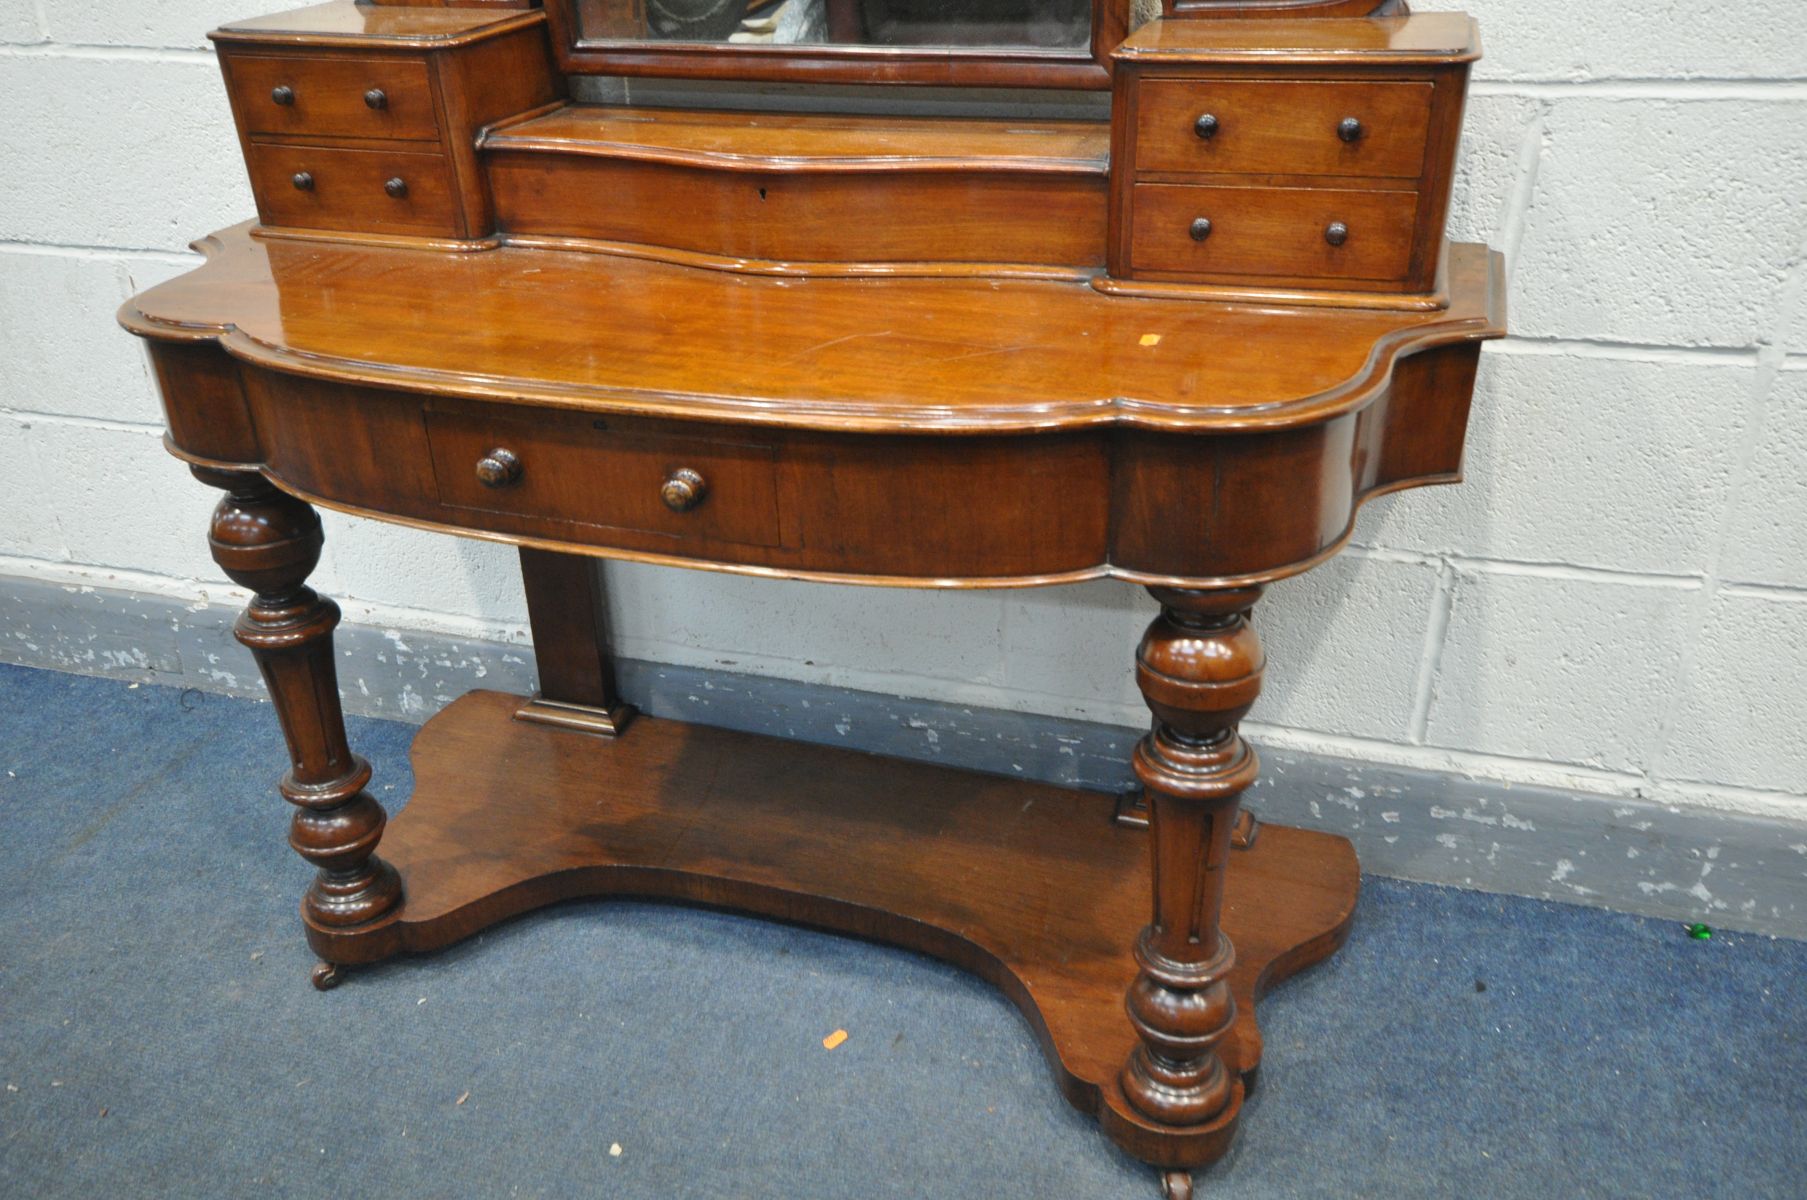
[226,53,440,142]
[247,143,461,236]
[1133,78,1434,180]
[425,405,786,549]
[1128,182,1418,282]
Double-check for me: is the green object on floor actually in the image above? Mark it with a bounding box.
[1687,923,1713,940]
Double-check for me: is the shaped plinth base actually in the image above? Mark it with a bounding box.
[311,690,1358,1172]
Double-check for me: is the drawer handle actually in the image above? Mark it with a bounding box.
[475,448,523,489]
[660,468,708,513]
[1193,113,1219,140]
[1337,117,1364,143]
[1189,217,1213,242]
[1325,221,1350,247]
[364,88,388,110]
[270,86,296,107]
[384,177,409,199]
[291,172,314,192]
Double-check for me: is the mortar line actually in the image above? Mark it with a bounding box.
[1,410,165,436]
[0,240,201,266]
[1472,79,1807,100]
[0,42,215,63]
[1497,101,1548,282]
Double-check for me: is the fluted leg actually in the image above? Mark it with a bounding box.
[1119,586,1264,1128]
[194,469,402,974]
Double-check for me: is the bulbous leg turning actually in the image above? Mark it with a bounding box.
[1119,586,1265,1141]
[194,468,403,966]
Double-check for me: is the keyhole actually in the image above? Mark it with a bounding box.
[758,187,767,201]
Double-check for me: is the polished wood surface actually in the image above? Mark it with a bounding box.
[1108,13,1475,302]
[311,686,1358,1169]
[125,5,1506,1191]
[483,104,1110,267]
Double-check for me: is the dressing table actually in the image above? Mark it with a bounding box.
[120,1,1503,1192]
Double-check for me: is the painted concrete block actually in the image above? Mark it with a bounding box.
[26,420,224,582]
[1362,352,1754,575]
[0,249,169,425]
[1427,568,1695,774]
[315,513,531,629]
[1657,589,1807,797]
[1462,0,1807,82]
[1719,370,1807,589]
[601,561,1010,697]
[0,5,43,42]
[0,56,252,251]
[0,417,72,562]
[45,1,276,50]
[1512,98,1807,348]
[1446,94,1542,247]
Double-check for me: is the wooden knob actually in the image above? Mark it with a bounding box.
[291,172,314,192]
[1189,217,1213,242]
[475,448,522,489]
[364,88,387,110]
[1194,113,1219,140]
[660,468,707,513]
[270,85,295,106]
[1337,117,1364,143]
[384,177,409,199]
[1324,221,1349,247]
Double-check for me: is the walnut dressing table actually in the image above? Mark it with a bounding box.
[120,1,1502,1192]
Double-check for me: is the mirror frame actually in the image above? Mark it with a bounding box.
[543,0,1134,89]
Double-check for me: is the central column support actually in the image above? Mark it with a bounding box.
[1118,585,1265,1138]
[514,547,635,736]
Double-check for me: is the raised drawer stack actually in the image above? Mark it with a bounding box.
[212,5,561,244]
[1105,13,1478,307]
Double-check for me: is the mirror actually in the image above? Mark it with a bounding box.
[577,0,1092,50]
[548,0,1133,89]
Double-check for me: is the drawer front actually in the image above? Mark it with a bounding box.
[249,143,460,235]
[426,408,785,549]
[1129,183,1418,281]
[1134,79,1433,180]
[228,53,439,142]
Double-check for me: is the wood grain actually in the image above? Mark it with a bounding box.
[306,689,1359,1169]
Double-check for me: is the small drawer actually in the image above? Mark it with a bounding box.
[248,143,461,236]
[1129,183,1418,281]
[425,408,785,549]
[228,53,440,142]
[1134,79,1434,180]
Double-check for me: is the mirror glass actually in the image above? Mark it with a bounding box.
[575,0,1094,52]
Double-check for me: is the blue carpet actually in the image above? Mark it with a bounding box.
[0,661,1802,1198]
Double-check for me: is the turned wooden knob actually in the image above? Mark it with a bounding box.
[1189,217,1213,242]
[475,447,522,488]
[1338,116,1364,143]
[660,467,707,512]
[291,172,314,192]
[1193,113,1219,140]
[1325,221,1350,247]
[270,85,295,106]
[364,88,387,110]
[384,177,409,199]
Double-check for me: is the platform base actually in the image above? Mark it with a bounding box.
[308,690,1358,1172]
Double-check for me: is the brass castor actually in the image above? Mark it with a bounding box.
[310,961,347,991]
[1161,1170,1194,1200]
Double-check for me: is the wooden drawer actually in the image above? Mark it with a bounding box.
[227,53,440,142]
[425,407,785,549]
[1134,79,1434,180]
[248,143,461,235]
[1128,183,1418,281]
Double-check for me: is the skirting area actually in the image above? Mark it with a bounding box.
[3,573,1805,939]
[1,662,1804,1197]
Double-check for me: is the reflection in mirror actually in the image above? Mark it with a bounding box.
[577,0,1094,51]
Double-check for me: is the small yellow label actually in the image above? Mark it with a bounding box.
[1139,334,1162,347]
[822,1029,849,1050]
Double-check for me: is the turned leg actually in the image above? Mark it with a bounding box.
[1120,586,1264,1130]
[194,469,402,985]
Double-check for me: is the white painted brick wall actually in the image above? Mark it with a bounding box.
[2,3,1804,819]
